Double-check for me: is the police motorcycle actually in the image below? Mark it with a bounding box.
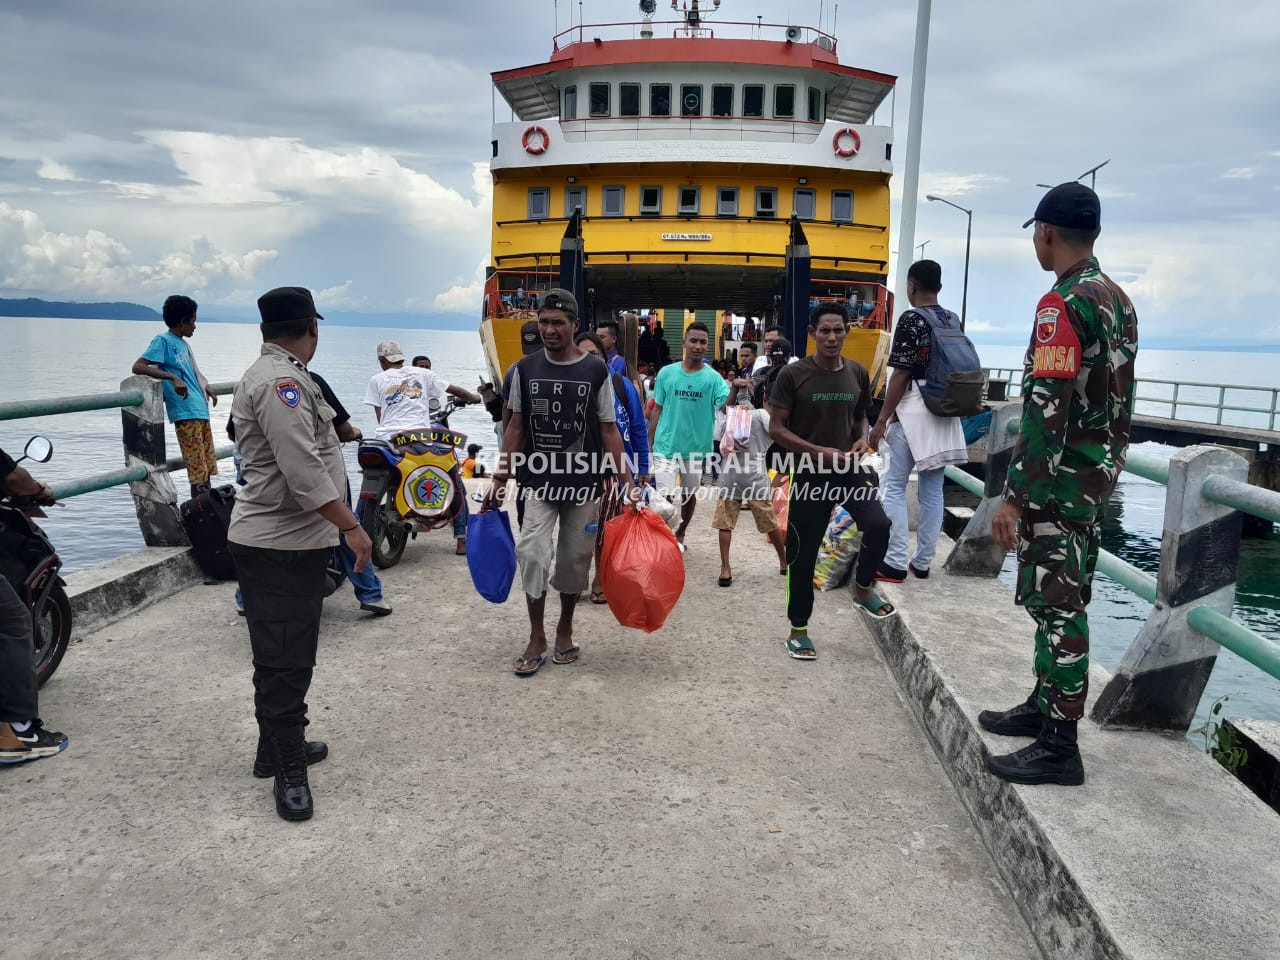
[0,436,71,687]
[356,399,468,569]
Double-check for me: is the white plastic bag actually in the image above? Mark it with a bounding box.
[644,487,680,529]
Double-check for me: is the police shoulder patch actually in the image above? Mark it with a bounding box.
[276,379,303,407]
[1031,293,1081,380]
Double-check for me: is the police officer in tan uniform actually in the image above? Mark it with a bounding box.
[229,286,372,822]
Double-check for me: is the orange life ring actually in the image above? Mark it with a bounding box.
[832,127,861,158]
[522,126,549,155]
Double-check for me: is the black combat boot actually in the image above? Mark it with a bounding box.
[253,734,328,778]
[986,718,1084,786]
[977,685,1044,738]
[269,727,315,821]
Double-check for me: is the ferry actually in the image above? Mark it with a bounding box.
[479,0,897,388]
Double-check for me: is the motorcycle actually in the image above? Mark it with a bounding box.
[356,399,469,569]
[0,436,71,687]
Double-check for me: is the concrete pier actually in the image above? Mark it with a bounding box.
[7,511,1036,960]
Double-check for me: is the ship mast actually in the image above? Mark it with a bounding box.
[671,0,721,38]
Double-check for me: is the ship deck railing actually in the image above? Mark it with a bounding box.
[552,19,838,52]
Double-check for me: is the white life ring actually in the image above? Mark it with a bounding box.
[832,127,861,158]
[522,126,549,155]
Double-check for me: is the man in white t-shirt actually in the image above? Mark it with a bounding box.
[363,340,483,554]
[363,340,480,439]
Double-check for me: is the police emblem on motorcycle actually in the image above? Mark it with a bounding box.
[403,464,453,515]
[276,380,302,407]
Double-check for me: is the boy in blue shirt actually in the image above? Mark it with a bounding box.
[131,294,219,498]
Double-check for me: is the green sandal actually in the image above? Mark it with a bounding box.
[854,592,897,620]
[786,634,817,660]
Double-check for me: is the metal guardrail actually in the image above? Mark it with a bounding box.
[6,382,238,502]
[984,368,1280,431]
[946,402,1280,709]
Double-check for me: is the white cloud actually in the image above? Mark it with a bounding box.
[1222,167,1257,180]
[37,159,78,181]
[432,259,488,313]
[891,172,1004,203]
[0,200,277,298]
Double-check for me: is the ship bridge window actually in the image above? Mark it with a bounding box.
[832,190,854,223]
[651,83,672,116]
[774,84,796,119]
[527,188,551,221]
[640,186,663,216]
[678,186,700,215]
[603,185,626,217]
[793,188,816,220]
[755,188,778,218]
[565,187,587,217]
[563,85,578,121]
[712,84,734,118]
[620,83,641,118]
[743,85,765,118]
[681,84,703,117]
[807,87,824,123]
[717,187,739,217]
[590,82,611,117]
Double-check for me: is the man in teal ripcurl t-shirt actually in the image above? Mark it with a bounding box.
[647,322,730,548]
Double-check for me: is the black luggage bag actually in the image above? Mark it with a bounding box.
[181,485,237,580]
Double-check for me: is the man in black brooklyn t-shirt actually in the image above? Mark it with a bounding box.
[487,289,633,676]
[769,303,894,661]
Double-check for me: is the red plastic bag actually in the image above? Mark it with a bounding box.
[772,476,790,538]
[600,506,685,633]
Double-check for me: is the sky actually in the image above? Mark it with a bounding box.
[1,0,1278,344]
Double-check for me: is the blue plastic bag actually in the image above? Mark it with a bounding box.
[962,410,993,446]
[467,508,517,603]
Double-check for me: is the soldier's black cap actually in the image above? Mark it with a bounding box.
[519,320,542,354]
[768,336,793,358]
[258,286,324,324]
[1023,182,1101,230]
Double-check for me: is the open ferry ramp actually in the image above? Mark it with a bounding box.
[7,515,1044,960]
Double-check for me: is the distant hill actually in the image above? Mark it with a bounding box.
[0,298,477,331]
[0,297,162,321]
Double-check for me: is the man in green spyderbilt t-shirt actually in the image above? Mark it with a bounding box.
[647,322,730,548]
[769,302,894,661]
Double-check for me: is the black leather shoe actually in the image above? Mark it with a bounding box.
[986,720,1084,786]
[253,737,328,778]
[269,728,314,821]
[978,700,1043,738]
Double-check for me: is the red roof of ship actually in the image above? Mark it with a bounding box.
[493,37,896,124]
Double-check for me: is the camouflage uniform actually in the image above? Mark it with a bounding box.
[1003,256,1138,720]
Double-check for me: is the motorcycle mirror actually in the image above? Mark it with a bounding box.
[23,435,53,464]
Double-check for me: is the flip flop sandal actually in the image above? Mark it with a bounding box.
[513,653,548,676]
[552,644,580,665]
[717,576,733,587]
[786,635,817,660]
[590,591,609,604]
[854,593,897,620]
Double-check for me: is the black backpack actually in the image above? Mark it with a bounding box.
[180,486,237,580]
[910,307,985,417]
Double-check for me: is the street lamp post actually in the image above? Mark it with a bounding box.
[917,240,930,259]
[925,194,971,331]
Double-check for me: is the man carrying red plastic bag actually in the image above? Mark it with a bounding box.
[483,290,637,677]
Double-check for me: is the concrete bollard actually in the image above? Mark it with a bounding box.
[1091,445,1249,731]
[120,376,189,547]
[943,401,1022,577]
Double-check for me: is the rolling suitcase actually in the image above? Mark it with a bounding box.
[180,485,237,580]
